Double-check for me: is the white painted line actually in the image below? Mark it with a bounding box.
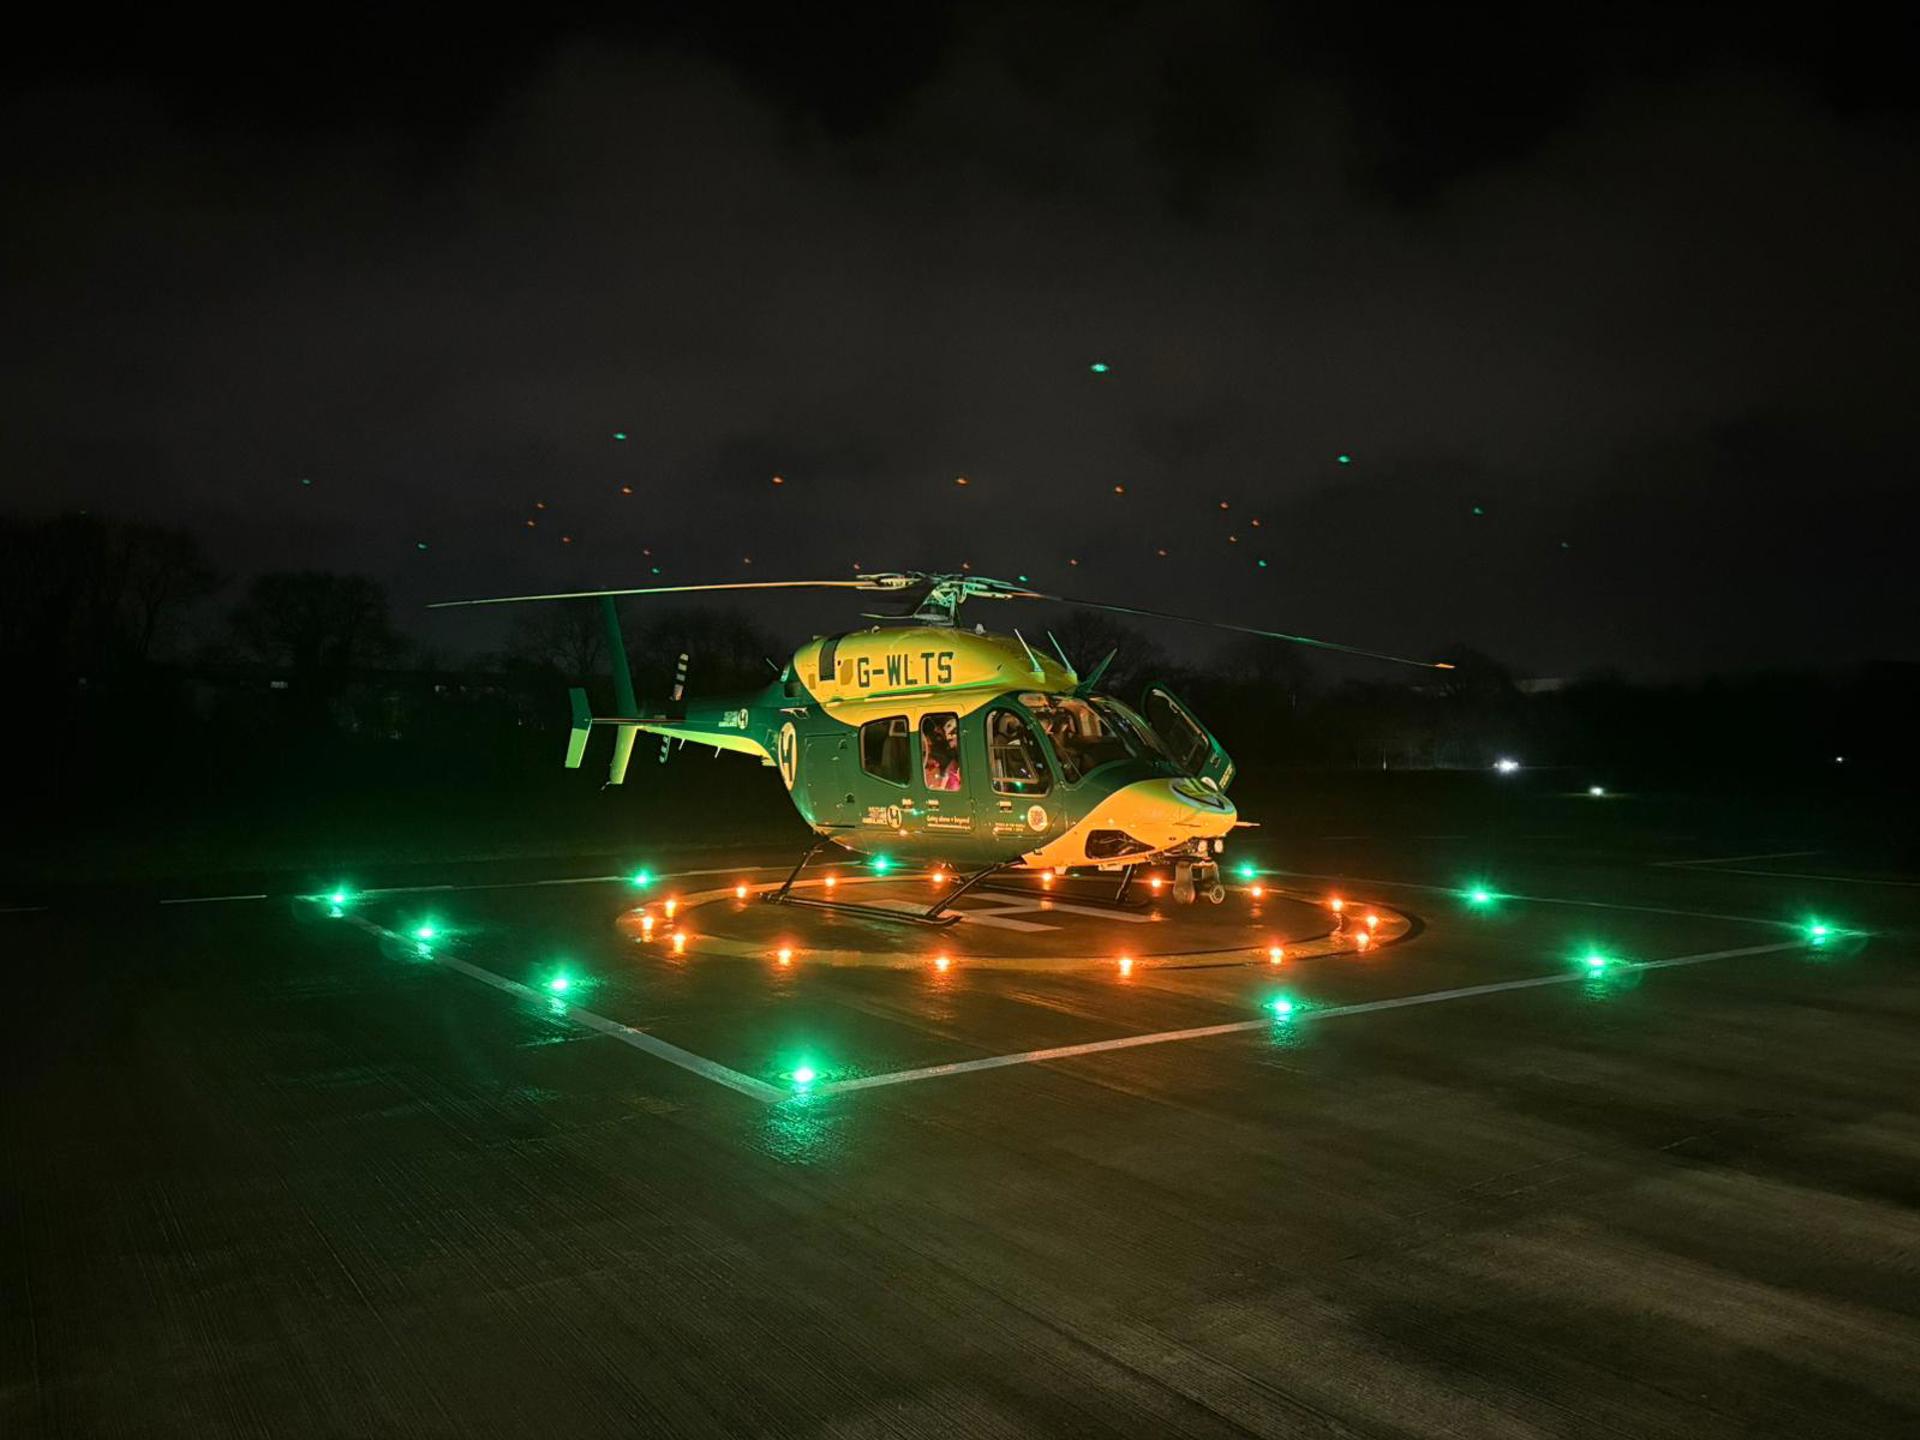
[1,905,50,914]
[1267,867,1789,929]
[1685,868,1920,889]
[821,940,1806,1095]
[159,893,269,905]
[328,909,785,1104]
[1656,850,1820,869]
[350,864,791,900]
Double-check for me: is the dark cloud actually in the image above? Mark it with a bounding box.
[4,4,1915,676]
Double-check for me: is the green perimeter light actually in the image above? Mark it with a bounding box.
[1806,919,1831,946]
[1467,884,1494,906]
[870,855,893,875]
[629,869,653,889]
[1089,362,1110,373]
[413,923,437,941]
[1236,862,1257,881]
[1583,951,1608,972]
[548,974,571,993]
[791,1065,818,1087]
[1270,996,1295,1017]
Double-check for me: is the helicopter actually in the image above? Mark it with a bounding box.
[431,573,1449,923]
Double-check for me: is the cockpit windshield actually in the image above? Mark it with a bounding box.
[1017,693,1171,782]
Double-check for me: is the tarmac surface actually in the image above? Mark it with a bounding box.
[4,818,1918,1437]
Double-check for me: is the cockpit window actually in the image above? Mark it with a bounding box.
[1016,694,1137,783]
[1015,693,1174,780]
[988,706,1052,795]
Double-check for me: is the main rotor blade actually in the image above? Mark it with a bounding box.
[428,578,903,609]
[1029,591,1454,670]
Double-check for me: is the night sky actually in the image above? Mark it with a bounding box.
[6,6,1916,678]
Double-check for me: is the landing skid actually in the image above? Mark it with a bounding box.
[978,864,1149,911]
[760,840,1008,929]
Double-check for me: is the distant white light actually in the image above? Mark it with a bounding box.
[1589,785,1605,797]
[1833,755,1845,764]
[1494,757,1520,774]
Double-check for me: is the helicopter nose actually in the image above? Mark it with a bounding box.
[1098,778,1237,851]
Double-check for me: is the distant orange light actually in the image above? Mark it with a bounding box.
[1250,885,1265,900]
[1149,877,1164,893]
[771,474,785,485]
[1117,956,1134,978]
[823,874,837,891]
[671,931,686,954]
[1040,872,1054,888]
[1354,930,1371,951]
[935,954,951,973]
[776,946,793,965]
[954,475,970,486]
[931,869,948,886]
[1329,897,1344,913]
[734,883,748,900]
[1365,912,1379,930]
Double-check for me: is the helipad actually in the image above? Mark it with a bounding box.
[614,871,1403,968]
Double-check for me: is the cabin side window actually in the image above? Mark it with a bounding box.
[859,714,911,786]
[920,712,962,791]
[988,707,1053,796]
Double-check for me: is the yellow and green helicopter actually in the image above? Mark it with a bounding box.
[432,573,1448,923]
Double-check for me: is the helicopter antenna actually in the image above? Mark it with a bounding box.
[1011,629,1046,680]
[1045,630,1078,683]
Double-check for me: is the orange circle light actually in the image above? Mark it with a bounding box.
[823,875,837,891]
[935,954,951,972]
[1118,956,1134,977]
[1365,912,1380,930]
[671,931,687,953]
[1250,885,1265,900]
[663,898,678,918]
[776,946,793,964]
[1268,946,1284,965]
[1329,897,1344,912]
[1355,930,1371,951]
[640,915,655,935]
[734,883,748,900]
